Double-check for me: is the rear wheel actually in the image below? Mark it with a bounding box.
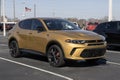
[9,40,21,58]
[47,45,65,67]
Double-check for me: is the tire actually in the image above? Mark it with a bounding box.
[47,45,65,67]
[9,40,21,58]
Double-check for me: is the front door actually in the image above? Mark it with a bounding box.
[29,19,48,53]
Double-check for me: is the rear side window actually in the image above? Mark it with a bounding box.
[117,22,120,30]
[19,19,32,30]
[95,23,106,31]
[106,22,117,30]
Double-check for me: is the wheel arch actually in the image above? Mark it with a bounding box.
[8,37,18,46]
[46,40,65,57]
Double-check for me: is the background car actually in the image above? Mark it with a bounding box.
[86,22,99,31]
[93,21,120,47]
[72,22,79,27]
[8,18,106,67]
[0,22,16,31]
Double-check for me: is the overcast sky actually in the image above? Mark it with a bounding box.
[4,0,120,20]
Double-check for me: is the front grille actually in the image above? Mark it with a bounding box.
[80,48,106,58]
[86,40,104,43]
[88,43,104,46]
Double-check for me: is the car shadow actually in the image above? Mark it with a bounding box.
[65,59,107,67]
[21,52,107,67]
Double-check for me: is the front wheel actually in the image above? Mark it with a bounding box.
[47,45,65,67]
[9,40,21,58]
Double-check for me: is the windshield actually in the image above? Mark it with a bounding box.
[43,19,81,30]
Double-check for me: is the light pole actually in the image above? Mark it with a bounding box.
[0,0,1,20]
[13,0,16,22]
[2,0,6,36]
[34,4,36,17]
[108,0,112,21]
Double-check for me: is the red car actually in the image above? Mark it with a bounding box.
[86,22,98,31]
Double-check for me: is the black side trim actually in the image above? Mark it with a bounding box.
[20,48,46,56]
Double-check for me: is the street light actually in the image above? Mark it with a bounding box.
[13,0,16,22]
[108,0,112,21]
[0,0,1,19]
[2,0,6,36]
[34,4,36,17]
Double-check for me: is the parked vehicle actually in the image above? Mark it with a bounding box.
[8,18,106,67]
[86,22,98,31]
[0,22,16,31]
[0,23,2,31]
[93,21,120,47]
[73,22,79,27]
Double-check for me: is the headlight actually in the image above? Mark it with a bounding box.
[65,39,86,44]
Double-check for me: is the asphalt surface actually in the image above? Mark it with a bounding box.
[0,32,120,80]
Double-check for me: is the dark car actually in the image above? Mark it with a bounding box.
[0,22,16,31]
[93,21,120,47]
[0,23,3,31]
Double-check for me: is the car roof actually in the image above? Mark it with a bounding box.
[21,17,63,21]
[101,21,120,24]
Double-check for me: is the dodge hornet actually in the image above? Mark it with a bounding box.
[8,18,106,67]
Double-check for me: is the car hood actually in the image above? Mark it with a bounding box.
[50,30,104,40]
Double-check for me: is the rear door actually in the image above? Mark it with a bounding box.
[18,19,32,49]
[105,22,120,45]
[115,22,120,45]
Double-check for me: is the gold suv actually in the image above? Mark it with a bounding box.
[8,18,106,67]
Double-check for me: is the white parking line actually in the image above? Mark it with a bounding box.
[107,50,120,54]
[0,57,73,80]
[107,61,120,66]
[0,44,8,46]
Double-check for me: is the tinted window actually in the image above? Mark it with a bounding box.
[95,23,106,31]
[117,22,120,30]
[106,22,117,30]
[44,19,80,30]
[31,19,44,30]
[19,19,32,30]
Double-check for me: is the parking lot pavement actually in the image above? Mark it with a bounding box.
[0,34,120,80]
[0,32,2,35]
[0,32,8,44]
[0,58,70,80]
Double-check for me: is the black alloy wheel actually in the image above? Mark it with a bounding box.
[9,40,21,58]
[47,45,65,67]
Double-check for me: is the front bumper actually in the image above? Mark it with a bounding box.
[62,41,106,60]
